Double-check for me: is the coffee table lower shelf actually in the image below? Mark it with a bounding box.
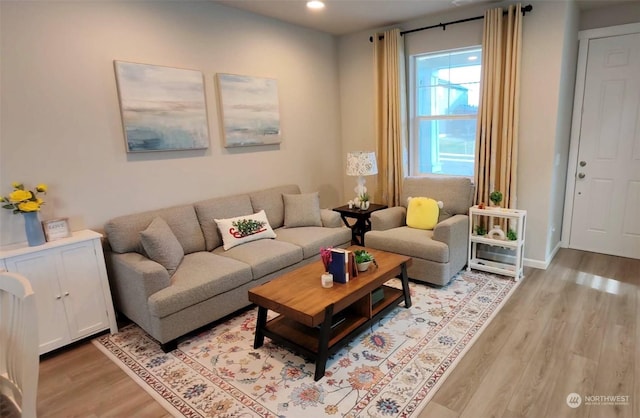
[257,286,404,381]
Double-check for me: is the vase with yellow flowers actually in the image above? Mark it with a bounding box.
[1,182,48,246]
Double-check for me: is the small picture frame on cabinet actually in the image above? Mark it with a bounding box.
[42,218,71,242]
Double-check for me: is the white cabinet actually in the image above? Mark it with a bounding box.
[467,206,527,281]
[0,230,117,354]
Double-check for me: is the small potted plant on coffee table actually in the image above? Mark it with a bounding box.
[354,249,377,272]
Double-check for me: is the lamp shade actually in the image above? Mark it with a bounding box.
[346,152,378,176]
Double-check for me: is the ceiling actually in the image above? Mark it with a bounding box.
[213,0,498,36]
[212,0,636,36]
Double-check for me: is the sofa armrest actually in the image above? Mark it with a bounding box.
[370,207,406,231]
[433,214,469,246]
[321,208,343,228]
[433,214,470,275]
[109,252,171,302]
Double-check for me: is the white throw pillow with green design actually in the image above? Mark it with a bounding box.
[214,210,276,250]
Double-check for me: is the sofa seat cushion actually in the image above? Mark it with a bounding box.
[213,239,303,279]
[148,252,252,318]
[365,226,449,263]
[275,226,352,259]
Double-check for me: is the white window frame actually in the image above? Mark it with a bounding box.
[408,45,481,178]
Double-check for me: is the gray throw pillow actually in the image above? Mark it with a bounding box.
[140,217,184,276]
[283,192,322,227]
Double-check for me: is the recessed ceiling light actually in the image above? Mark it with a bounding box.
[307,1,325,10]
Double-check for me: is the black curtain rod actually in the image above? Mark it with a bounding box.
[369,4,533,42]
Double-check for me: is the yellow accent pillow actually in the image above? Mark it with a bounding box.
[406,197,443,230]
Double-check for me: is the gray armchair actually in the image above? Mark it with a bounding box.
[365,176,474,285]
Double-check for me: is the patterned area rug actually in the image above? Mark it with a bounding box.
[94,270,518,417]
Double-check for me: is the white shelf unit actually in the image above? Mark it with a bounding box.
[467,206,527,281]
[0,230,117,354]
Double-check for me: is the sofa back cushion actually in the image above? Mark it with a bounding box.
[194,194,254,251]
[402,176,474,219]
[105,205,205,255]
[249,184,300,229]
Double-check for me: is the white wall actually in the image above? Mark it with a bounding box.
[518,1,580,265]
[0,1,343,245]
[580,2,640,30]
[338,0,580,266]
[338,31,377,202]
[547,0,579,261]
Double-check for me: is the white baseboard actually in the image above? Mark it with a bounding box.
[477,241,561,271]
[524,241,561,270]
[523,257,548,270]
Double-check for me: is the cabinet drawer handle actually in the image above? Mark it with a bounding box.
[56,295,62,300]
[64,292,70,296]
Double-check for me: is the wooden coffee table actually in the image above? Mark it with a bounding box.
[248,246,411,381]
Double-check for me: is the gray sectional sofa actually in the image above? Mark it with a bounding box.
[104,184,351,351]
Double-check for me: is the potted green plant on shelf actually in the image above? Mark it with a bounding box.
[489,191,503,207]
[474,225,487,236]
[354,249,377,271]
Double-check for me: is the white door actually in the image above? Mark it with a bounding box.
[569,31,640,259]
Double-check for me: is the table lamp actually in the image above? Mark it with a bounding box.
[346,151,378,201]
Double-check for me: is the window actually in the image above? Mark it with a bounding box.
[409,47,481,177]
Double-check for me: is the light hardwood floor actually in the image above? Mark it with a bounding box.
[421,248,639,418]
[37,248,638,418]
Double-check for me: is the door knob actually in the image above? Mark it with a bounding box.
[579,161,587,167]
[578,173,586,179]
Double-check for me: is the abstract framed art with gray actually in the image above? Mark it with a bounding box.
[114,61,210,152]
[216,73,281,147]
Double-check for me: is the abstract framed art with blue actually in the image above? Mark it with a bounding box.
[216,73,282,147]
[114,61,210,152]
